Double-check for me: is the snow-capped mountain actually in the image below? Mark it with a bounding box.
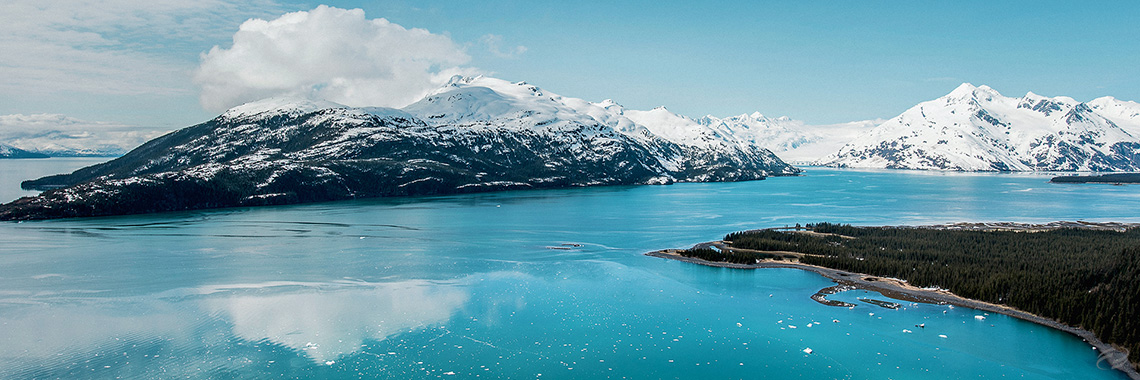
[820,84,1140,171]
[403,76,798,181]
[777,120,882,164]
[0,113,168,157]
[617,106,879,165]
[1088,96,1140,136]
[698,112,880,164]
[0,143,48,159]
[1,76,797,220]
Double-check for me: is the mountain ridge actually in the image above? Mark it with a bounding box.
[1,76,797,220]
[819,83,1140,171]
[0,143,49,159]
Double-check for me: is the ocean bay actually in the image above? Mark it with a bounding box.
[0,162,1135,379]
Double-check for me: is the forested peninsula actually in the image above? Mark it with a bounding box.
[1051,173,1140,184]
[649,222,1140,378]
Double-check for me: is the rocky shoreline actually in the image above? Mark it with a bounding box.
[646,246,1140,379]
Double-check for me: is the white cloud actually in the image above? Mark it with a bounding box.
[194,5,477,112]
[0,0,285,97]
[0,114,170,156]
[479,34,528,59]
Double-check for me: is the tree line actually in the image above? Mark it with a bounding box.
[722,222,1140,365]
[679,247,781,264]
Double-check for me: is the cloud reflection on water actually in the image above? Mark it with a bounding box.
[201,279,470,363]
[0,277,472,377]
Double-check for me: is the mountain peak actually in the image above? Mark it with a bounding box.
[442,74,483,88]
[1089,95,1139,109]
[947,83,979,97]
[944,83,1003,101]
[593,99,624,112]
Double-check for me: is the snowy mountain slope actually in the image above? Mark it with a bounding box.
[780,120,881,164]
[819,84,1140,171]
[1088,96,1140,136]
[699,112,809,151]
[1,76,797,220]
[622,106,879,164]
[404,76,799,180]
[221,96,351,120]
[696,113,880,164]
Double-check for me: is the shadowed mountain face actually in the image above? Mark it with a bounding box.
[2,78,797,220]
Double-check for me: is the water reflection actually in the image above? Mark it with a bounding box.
[202,279,469,363]
[0,278,471,378]
[3,167,1139,379]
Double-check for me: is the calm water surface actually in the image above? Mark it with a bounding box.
[0,160,1135,379]
[0,157,109,203]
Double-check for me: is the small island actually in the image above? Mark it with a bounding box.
[648,222,1140,379]
[1051,173,1140,184]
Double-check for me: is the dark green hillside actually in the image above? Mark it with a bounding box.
[725,223,1140,365]
[1051,173,1140,184]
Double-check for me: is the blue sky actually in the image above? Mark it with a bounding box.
[1,0,1137,131]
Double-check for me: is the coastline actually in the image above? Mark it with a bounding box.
[646,246,1140,380]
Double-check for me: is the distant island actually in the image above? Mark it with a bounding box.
[648,222,1140,379]
[1051,173,1140,184]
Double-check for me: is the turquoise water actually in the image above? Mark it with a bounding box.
[0,162,1135,379]
[0,157,108,203]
